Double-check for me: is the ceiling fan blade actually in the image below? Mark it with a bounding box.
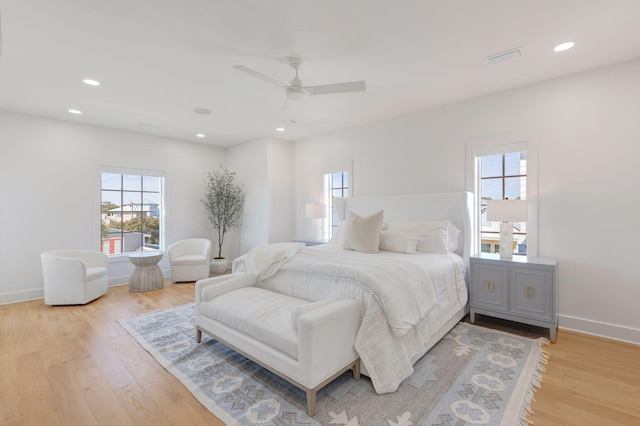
[305,80,366,96]
[233,65,288,87]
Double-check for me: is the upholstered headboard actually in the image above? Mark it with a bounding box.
[334,192,474,265]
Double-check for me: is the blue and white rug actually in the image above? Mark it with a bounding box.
[119,303,548,426]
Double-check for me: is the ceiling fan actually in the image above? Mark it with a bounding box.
[233,57,366,102]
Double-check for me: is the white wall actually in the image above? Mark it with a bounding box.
[227,138,295,256]
[267,138,295,243]
[227,139,269,255]
[0,111,225,303]
[294,59,640,344]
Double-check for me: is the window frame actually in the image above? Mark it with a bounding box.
[466,138,538,257]
[480,151,528,254]
[100,166,165,256]
[323,161,353,239]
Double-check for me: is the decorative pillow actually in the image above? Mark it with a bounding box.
[379,231,419,254]
[291,298,340,330]
[387,220,454,254]
[342,210,384,253]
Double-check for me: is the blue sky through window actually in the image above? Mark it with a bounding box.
[480,152,526,200]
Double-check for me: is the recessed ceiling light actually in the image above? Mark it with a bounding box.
[83,78,100,86]
[275,127,285,132]
[194,108,212,115]
[554,42,575,52]
[68,109,82,114]
[196,134,206,138]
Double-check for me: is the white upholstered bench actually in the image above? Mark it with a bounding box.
[195,273,361,416]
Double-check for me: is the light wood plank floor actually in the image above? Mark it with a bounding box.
[1,281,638,425]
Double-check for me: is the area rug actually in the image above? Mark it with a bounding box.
[119,303,548,426]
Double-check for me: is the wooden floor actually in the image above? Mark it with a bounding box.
[1,282,639,426]
[469,316,640,425]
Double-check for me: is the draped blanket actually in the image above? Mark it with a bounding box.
[236,243,467,393]
[245,242,305,281]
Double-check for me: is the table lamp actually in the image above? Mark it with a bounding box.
[305,203,326,241]
[486,199,528,259]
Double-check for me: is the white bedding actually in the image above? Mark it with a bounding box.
[233,243,467,393]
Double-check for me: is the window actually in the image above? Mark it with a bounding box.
[324,170,349,238]
[100,168,164,254]
[479,151,527,255]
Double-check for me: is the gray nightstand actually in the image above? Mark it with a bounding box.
[469,253,559,341]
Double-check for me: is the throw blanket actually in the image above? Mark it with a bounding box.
[245,243,438,337]
[245,242,305,281]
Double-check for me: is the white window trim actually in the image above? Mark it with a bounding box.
[466,135,538,257]
[100,165,165,177]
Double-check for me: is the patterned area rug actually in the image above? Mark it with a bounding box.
[119,303,548,426]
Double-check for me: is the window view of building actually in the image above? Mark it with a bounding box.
[324,171,349,238]
[479,151,527,254]
[100,171,163,254]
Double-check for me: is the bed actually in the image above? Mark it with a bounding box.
[232,191,474,393]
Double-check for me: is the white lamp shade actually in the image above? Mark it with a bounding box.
[487,200,528,222]
[305,203,326,219]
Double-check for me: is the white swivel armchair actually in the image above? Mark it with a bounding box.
[41,249,109,305]
[167,238,212,282]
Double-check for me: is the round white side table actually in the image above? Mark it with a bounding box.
[128,252,164,292]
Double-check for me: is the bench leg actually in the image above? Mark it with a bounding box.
[196,326,202,343]
[352,359,361,381]
[306,388,317,417]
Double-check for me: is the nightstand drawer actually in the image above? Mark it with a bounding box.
[510,267,553,321]
[471,263,508,312]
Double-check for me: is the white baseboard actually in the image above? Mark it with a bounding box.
[559,314,640,346]
[1,270,169,305]
[0,288,44,305]
[108,275,130,287]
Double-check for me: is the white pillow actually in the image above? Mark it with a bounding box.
[379,231,419,254]
[387,220,454,254]
[447,223,461,252]
[342,210,384,253]
[291,298,340,330]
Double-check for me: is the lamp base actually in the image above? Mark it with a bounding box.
[312,218,323,241]
[499,222,513,260]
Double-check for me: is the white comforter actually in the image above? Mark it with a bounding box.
[233,243,467,393]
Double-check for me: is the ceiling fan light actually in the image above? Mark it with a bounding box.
[286,86,307,102]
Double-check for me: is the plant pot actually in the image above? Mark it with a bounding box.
[210,258,228,274]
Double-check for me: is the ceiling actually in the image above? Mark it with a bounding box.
[1,0,640,147]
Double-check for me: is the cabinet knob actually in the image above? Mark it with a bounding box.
[526,286,535,298]
[485,280,494,292]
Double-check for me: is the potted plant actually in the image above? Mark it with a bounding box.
[202,165,245,274]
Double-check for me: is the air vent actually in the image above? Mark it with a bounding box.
[486,47,524,65]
